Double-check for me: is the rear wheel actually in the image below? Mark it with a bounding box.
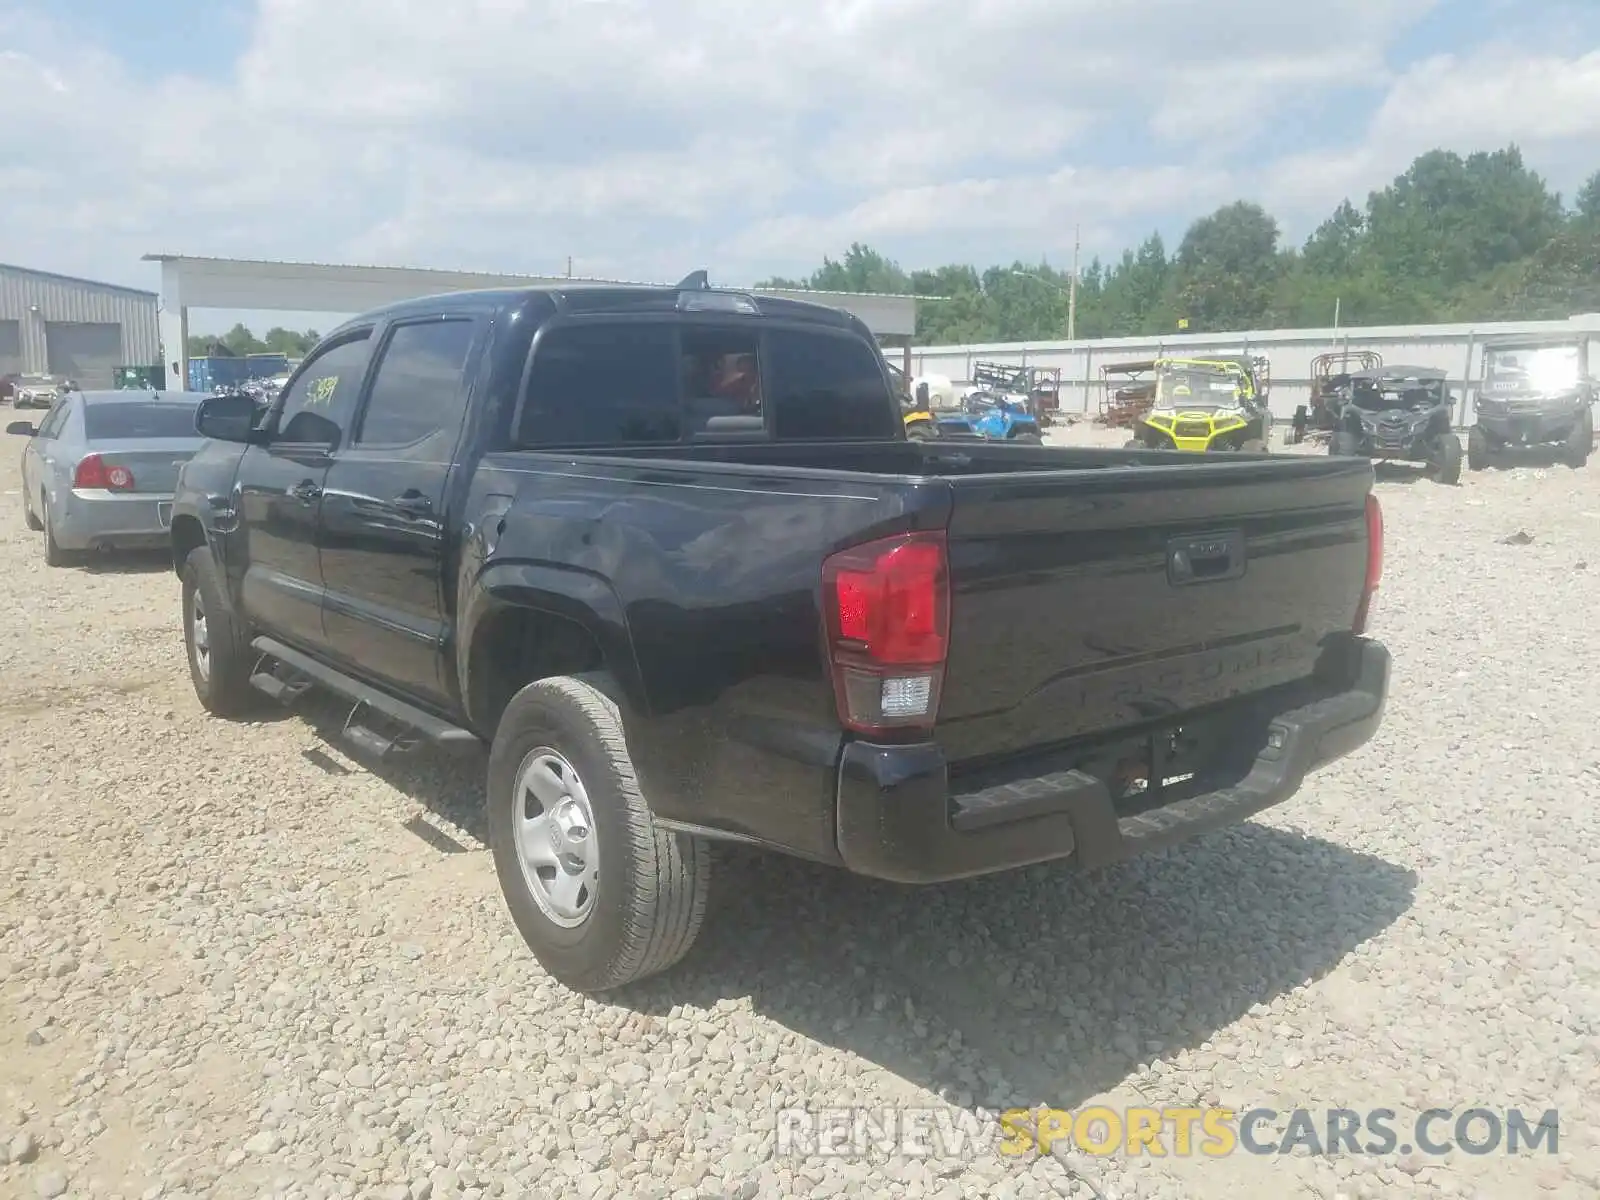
[1467,426,1491,471]
[22,490,42,532]
[1432,432,1463,484]
[488,674,710,993]
[905,423,936,442]
[42,500,79,567]
[1289,408,1308,445]
[1329,431,1360,457]
[1123,438,1144,450]
[1564,411,1592,469]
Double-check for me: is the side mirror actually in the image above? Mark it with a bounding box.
[6,420,37,437]
[195,392,262,443]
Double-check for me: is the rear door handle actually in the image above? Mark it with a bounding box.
[290,479,322,504]
[391,490,433,519]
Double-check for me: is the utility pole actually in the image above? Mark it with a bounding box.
[566,256,573,278]
[1067,224,1079,341]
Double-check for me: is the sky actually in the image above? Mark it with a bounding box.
[4,0,1600,335]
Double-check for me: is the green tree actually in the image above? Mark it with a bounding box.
[1483,221,1600,318]
[1172,202,1281,331]
[1575,170,1600,222]
[1363,147,1563,294]
[806,243,913,294]
[745,144,1600,341]
[1302,200,1366,276]
[262,327,321,356]
[185,324,321,359]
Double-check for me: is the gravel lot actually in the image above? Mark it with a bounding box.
[2,420,1598,1200]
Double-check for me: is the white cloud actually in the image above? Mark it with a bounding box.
[0,0,1597,310]
[1261,44,1600,229]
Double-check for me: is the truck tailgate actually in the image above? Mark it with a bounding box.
[935,457,1374,765]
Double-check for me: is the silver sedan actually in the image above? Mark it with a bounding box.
[8,390,210,566]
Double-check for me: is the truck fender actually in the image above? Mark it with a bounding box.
[459,561,650,730]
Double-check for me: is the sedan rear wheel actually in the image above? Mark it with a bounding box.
[42,499,78,567]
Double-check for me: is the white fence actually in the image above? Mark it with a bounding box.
[905,314,1600,427]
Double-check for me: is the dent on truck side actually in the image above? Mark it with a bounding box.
[460,455,927,863]
[455,556,648,736]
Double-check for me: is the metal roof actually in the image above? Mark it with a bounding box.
[0,262,157,298]
[918,313,1600,356]
[1475,331,1590,349]
[1351,365,1448,380]
[140,253,937,302]
[326,282,863,333]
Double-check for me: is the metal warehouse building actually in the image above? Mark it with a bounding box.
[0,263,161,391]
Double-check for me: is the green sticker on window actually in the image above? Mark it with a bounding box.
[306,376,338,407]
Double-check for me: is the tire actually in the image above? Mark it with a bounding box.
[1433,432,1463,484]
[22,490,42,532]
[1467,426,1492,471]
[1564,411,1592,469]
[1011,432,1043,445]
[1329,431,1360,457]
[181,545,259,717]
[1123,438,1144,450]
[488,674,710,993]
[905,424,935,442]
[42,500,78,567]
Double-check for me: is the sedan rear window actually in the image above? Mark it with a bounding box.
[83,403,200,441]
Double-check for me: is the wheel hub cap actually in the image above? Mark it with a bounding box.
[190,592,211,681]
[512,749,598,928]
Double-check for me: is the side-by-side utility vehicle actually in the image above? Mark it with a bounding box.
[1469,338,1594,470]
[1125,356,1273,453]
[1328,366,1462,484]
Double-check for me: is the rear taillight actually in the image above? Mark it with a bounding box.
[822,531,950,735]
[1353,493,1383,634]
[73,454,134,491]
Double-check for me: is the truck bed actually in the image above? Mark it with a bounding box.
[480,440,1373,777]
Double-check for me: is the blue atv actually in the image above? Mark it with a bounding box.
[962,391,1044,443]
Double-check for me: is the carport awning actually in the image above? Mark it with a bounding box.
[142,254,921,338]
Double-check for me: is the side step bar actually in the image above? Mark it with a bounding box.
[249,636,480,755]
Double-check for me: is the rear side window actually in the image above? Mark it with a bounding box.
[765,329,897,440]
[83,402,199,440]
[36,400,72,440]
[521,323,680,446]
[356,319,476,451]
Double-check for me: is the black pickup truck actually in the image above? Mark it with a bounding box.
[170,277,1390,994]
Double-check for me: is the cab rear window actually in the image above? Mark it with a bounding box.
[518,321,897,446]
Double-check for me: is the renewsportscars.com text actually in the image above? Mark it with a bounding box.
[773,1105,1559,1160]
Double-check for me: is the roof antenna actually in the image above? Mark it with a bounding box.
[676,269,710,290]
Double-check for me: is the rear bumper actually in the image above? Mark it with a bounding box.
[835,638,1391,884]
[53,489,176,550]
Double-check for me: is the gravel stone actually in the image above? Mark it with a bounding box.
[1,421,1598,1200]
